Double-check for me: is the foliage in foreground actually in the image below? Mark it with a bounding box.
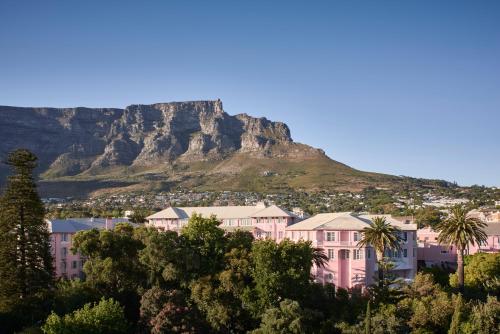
[42,298,128,334]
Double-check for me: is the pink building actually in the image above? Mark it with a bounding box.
[146,203,297,241]
[48,218,129,278]
[417,222,500,268]
[148,208,417,290]
[285,213,417,289]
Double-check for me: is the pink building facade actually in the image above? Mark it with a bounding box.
[417,222,500,268]
[285,213,417,289]
[148,208,417,290]
[48,218,129,278]
[146,203,296,242]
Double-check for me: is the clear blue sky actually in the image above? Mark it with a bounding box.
[1,1,499,186]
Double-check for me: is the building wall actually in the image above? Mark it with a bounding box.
[148,216,293,240]
[417,227,500,267]
[50,232,85,279]
[149,213,417,290]
[286,229,417,289]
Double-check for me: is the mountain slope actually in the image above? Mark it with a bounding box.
[0,100,449,197]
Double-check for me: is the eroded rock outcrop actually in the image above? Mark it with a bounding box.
[0,99,324,178]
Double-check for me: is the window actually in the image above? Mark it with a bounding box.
[61,247,67,257]
[441,249,448,254]
[264,232,272,238]
[328,249,335,260]
[402,232,408,241]
[80,260,85,267]
[291,232,296,239]
[413,233,416,241]
[278,231,283,239]
[342,250,350,259]
[241,219,252,226]
[366,249,371,259]
[353,232,360,242]
[403,249,408,258]
[413,247,417,257]
[60,261,67,271]
[72,261,77,269]
[256,232,262,238]
[353,249,362,260]
[279,217,285,224]
[62,233,70,242]
[326,232,335,241]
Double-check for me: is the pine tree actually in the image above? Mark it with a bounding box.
[365,300,371,334]
[448,294,463,334]
[0,149,53,312]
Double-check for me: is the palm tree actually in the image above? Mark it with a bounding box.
[436,206,487,292]
[357,216,402,288]
[312,247,329,268]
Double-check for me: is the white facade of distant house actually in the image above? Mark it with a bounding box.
[292,207,309,219]
[423,197,469,208]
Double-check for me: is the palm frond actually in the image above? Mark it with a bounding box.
[356,216,403,261]
[436,206,487,250]
[312,247,329,268]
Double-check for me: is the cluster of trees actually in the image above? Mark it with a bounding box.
[7,218,500,333]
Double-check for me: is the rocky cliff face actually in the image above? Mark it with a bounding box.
[0,100,323,179]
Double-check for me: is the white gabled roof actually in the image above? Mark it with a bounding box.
[147,207,187,219]
[484,222,500,236]
[286,212,417,231]
[147,205,290,220]
[251,205,294,218]
[286,212,366,230]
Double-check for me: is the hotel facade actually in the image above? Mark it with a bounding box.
[147,206,417,289]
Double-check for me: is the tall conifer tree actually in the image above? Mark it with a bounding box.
[0,149,53,312]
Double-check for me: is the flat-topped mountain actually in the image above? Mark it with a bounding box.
[0,100,452,197]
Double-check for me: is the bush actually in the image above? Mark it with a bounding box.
[42,298,128,334]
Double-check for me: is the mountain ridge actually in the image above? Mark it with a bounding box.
[0,100,454,197]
